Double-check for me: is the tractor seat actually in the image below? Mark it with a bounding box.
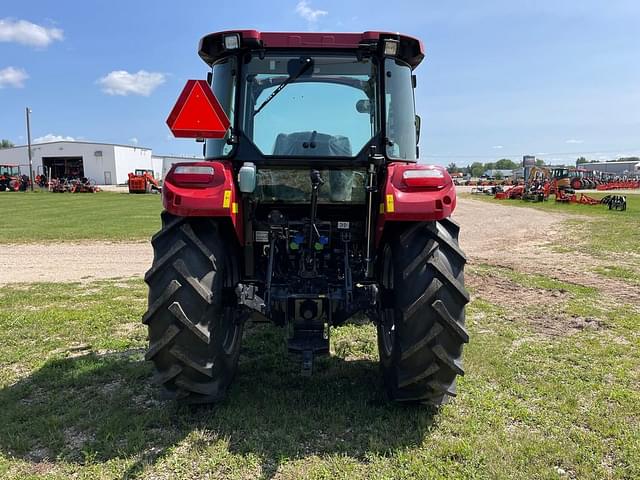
[273,131,352,157]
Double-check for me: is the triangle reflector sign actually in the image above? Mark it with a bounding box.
[166,80,231,138]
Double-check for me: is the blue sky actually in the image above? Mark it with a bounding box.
[1,0,639,166]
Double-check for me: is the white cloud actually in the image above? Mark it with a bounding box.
[0,66,28,88]
[129,137,139,145]
[492,145,504,149]
[0,18,63,48]
[33,133,75,144]
[295,1,328,22]
[97,70,165,96]
[565,138,584,144]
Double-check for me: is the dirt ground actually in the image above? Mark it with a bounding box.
[0,198,637,308]
[0,242,151,284]
[454,198,640,305]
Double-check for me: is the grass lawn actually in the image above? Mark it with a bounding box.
[0,276,637,479]
[0,191,162,242]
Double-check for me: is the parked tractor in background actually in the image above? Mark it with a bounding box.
[0,164,27,192]
[128,169,160,193]
[144,30,468,407]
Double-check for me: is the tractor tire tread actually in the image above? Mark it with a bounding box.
[143,213,243,404]
[378,218,468,406]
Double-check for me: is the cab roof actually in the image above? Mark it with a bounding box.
[198,30,425,69]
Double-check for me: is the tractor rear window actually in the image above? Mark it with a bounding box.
[253,168,366,204]
[242,55,377,158]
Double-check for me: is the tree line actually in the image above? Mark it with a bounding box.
[446,158,545,177]
[448,155,639,177]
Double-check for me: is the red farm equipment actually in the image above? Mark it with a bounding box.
[0,164,28,192]
[143,30,468,407]
[128,169,160,193]
[596,179,640,191]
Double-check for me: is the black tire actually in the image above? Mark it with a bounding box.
[143,212,243,404]
[377,218,469,406]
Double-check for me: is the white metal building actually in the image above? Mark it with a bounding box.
[0,141,157,185]
[153,154,201,181]
[580,160,640,176]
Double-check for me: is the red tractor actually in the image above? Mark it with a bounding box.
[128,169,160,193]
[0,164,25,191]
[144,30,468,406]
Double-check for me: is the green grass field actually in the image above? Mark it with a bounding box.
[0,276,637,479]
[0,191,162,242]
[1,189,638,478]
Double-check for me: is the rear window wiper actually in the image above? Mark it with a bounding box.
[253,57,314,116]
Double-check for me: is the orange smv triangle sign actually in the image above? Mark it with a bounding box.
[166,80,231,139]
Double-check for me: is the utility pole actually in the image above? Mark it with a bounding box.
[26,107,34,191]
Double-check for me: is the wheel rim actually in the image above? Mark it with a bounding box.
[380,245,395,358]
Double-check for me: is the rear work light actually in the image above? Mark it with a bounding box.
[383,39,399,56]
[170,165,215,186]
[402,168,445,188]
[223,33,241,50]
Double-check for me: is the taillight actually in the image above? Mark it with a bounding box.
[168,164,215,186]
[402,168,445,188]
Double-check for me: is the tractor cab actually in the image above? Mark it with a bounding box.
[0,164,20,176]
[0,164,22,192]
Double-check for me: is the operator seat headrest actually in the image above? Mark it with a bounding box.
[273,131,352,157]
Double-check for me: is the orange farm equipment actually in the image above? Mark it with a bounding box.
[495,184,524,200]
[555,191,627,210]
[49,177,100,193]
[128,169,160,194]
[596,179,640,191]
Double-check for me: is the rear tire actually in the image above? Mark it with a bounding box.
[377,218,469,406]
[143,212,243,404]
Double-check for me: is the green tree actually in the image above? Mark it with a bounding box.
[494,158,518,170]
[535,159,545,167]
[576,156,588,165]
[447,162,459,174]
[494,171,503,180]
[0,139,14,149]
[469,162,484,177]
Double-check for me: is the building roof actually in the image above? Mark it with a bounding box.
[152,154,201,159]
[3,140,151,151]
[581,160,640,166]
[484,169,513,177]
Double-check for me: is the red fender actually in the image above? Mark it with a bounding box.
[375,163,456,246]
[162,161,243,244]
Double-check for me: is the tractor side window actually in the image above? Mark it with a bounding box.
[385,59,417,160]
[205,57,237,158]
